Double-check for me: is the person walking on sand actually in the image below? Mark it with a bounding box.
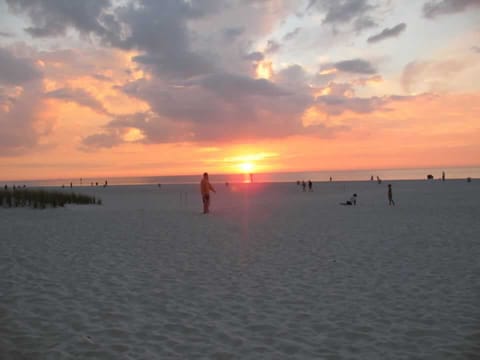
[388,184,395,206]
[308,180,313,192]
[200,172,216,214]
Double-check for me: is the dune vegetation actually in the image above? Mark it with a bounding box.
[0,188,101,209]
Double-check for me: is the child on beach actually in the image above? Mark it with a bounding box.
[200,172,216,214]
[341,194,357,206]
[388,184,395,206]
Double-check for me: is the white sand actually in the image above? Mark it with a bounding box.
[1,180,479,359]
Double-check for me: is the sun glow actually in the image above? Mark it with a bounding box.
[256,61,273,79]
[239,162,255,173]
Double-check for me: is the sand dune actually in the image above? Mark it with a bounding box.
[1,180,479,359]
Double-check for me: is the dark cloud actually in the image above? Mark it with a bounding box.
[45,88,109,114]
[0,31,14,37]
[367,23,406,43]
[6,0,111,37]
[222,26,245,41]
[283,27,301,41]
[265,40,281,54]
[243,51,264,62]
[334,59,377,74]
[308,0,376,25]
[423,0,480,18]
[0,47,42,85]
[199,73,291,99]
[91,73,112,82]
[353,16,377,32]
[81,132,123,150]
[315,94,387,115]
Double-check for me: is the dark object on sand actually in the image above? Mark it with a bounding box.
[427,174,434,180]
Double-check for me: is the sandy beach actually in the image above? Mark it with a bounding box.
[1,180,479,359]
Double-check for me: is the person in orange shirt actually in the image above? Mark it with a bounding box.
[200,172,216,214]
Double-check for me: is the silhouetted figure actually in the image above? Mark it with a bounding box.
[442,171,445,181]
[249,173,253,183]
[70,182,73,188]
[329,176,332,182]
[377,176,382,184]
[225,182,229,187]
[62,184,65,188]
[388,184,395,206]
[4,185,7,190]
[301,181,306,192]
[104,180,108,187]
[308,180,313,192]
[296,180,300,186]
[80,178,83,185]
[341,193,357,206]
[158,183,161,188]
[467,177,472,183]
[200,172,216,214]
[371,175,374,181]
[427,174,434,180]
[96,182,98,186]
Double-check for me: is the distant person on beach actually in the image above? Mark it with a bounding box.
[388,184,395,206]
[301,181,306,192]
[308,180,313,192]
[200,172,216,214]
[341,194,357,206]
[442,171,445,181]
[377,176,382,184]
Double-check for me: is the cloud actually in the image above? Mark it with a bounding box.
[423,0,480,18]
[0,31,14,37]
[401,59,470,93]
[5,0,111,37]
[45,87,109,115]
[307,0,377,30]
[283,27,301,41]
[367,23,407,43]
[0,47,42,85]
[81,132,123,150]
[334,59,377,74]
[315,95,387,115]
[243,51,264,62]
[222,26,245,41]
[265,40,281,54]
[0,80,52,155]
[198,73,291,99]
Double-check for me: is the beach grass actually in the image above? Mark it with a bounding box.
[0,188,100,209]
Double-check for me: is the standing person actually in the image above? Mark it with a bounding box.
[301,180,306,192]
[442,171,445,181]
[308,180,313,192]
[388,184,395,206]
[200,172,216,214]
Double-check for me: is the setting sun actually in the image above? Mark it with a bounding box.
[239,162,255,173]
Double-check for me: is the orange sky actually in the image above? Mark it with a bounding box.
[0,1,479,181]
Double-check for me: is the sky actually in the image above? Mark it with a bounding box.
[0,0,479,181]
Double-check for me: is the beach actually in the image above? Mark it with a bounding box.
[1,180,479,359]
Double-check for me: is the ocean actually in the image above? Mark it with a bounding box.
[3,167,479,187]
